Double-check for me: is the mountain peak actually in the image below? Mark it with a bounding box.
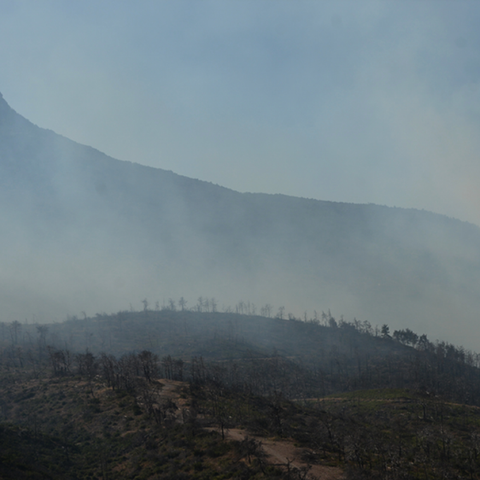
[0,91,7,108]
[0,93,40,135]
[0,92,17,123]
[0,91,9,108]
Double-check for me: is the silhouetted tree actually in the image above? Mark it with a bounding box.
[178,297,187,311]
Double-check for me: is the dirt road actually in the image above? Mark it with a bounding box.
[218,428,343,480]
[156,379,343,480]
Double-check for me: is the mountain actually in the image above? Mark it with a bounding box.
[1,92,480,348]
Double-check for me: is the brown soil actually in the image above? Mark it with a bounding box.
[213,428,344,480]
[152,380,344,479]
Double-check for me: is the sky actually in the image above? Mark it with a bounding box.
[1,1,480,225]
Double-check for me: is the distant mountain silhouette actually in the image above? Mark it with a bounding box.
[1,92,479,347]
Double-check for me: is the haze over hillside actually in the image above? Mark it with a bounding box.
[1,92,480,349]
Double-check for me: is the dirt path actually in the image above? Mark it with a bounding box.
[156,380,343,479]
[217,428,343,480]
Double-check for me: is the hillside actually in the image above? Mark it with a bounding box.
[2,309,480,478]
[1,92,480,347]
[4,308,480,405]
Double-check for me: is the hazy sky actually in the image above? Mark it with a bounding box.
[1,1,480,225]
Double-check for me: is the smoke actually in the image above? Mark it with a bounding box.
[1,3,480,349]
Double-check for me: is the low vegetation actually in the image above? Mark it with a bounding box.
[1,305,480,478]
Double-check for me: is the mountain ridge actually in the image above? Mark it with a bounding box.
[3,91,476,229]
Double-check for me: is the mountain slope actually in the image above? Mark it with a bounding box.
[1,92,479,347]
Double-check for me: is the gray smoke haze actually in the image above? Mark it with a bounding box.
[2,91,480,352]
[1,2,480,350]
